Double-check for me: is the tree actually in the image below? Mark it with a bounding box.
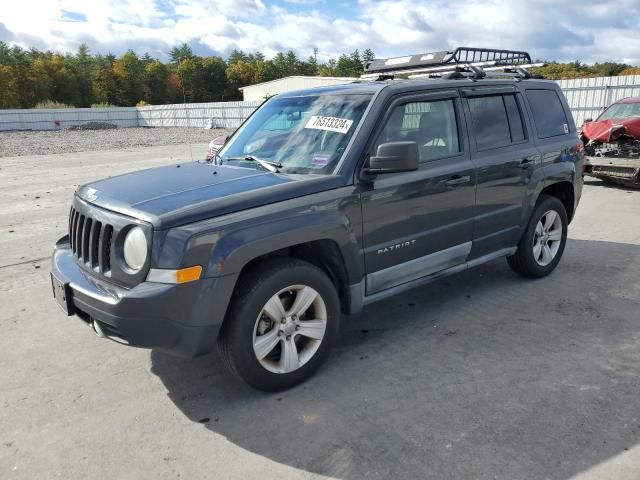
[143,60,169,104]
[200,56,228,101]
[73,44,94,107]
[112,50,144,105]
[2,42,638,108]
[226,60,258,99]
[592,62,629,77]
[318,58,337,76]
[335,50,364,77]
[619,66,640,76]
[169,43,195,64]
[361,48,375,64]
[92,54,118,105]
[0,65,20,108]
[0,41,12,65]
[227,49,249,65]
[46,54,81,106]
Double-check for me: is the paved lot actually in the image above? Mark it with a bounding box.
[1,145,639,480]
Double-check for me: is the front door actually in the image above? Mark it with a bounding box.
[359,90,477,295]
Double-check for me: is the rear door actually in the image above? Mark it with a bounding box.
[359,90,476,295]
[461,86,540,258]
[524,87,581,197]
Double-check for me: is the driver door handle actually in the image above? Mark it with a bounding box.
[444,175,471,186]
[520,157,539,169]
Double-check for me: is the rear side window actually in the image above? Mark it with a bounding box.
[468,94,526,150]
[526,89,569,138]
[504,95,526,142]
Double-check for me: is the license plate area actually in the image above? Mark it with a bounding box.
[51,273,74,316]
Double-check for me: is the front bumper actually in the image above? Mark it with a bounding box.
[584,155,640,186]
[50,237,235,357]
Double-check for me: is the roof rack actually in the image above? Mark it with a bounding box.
[360,47,543,81]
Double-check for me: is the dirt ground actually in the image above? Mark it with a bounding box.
[1,145,639,480]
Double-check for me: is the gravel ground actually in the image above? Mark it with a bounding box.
[0,127,233,157]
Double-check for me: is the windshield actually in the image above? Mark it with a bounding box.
[598,102,640,121]
[217,93,372,174]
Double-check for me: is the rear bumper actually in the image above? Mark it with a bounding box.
[50,237,235,357]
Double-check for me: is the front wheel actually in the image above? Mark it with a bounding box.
[219,258,340,391]
[507,195,568,278]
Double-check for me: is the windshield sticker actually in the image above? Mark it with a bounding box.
[311,153,331,168]
[305,116,353,134]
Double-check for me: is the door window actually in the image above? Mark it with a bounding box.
[504,95,526,142]
[526,89,569,138]
[468,94,526,150]
[374,99,460,161]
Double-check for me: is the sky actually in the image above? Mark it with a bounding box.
[1,0,639,65]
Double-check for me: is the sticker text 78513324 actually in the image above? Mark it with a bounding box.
[305,116,354,134]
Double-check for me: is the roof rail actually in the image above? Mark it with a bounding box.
[361,47,541,81]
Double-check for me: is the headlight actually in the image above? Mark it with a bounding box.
[123,226,148,271]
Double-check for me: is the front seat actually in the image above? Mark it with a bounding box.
[406,111,450,160]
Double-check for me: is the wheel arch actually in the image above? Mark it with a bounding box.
[205,211,363,316]
[234,239,352,314]
[537,181,576,222]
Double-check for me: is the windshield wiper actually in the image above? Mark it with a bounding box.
[223,156,282,173]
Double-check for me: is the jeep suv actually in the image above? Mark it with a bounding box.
[51,48,583,391]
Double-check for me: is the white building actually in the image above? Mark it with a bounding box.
[239,76,357,101]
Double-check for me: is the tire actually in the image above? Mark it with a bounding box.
[219,258,340,391]
[507,195,568,278]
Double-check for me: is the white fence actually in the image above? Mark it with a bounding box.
[557,75,640,126]
[0,101,261,131]
[137,101,261,129]
[0,107,139,131]
[1,75,640,131]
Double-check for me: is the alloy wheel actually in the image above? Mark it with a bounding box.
[252,285,327,374]
[532,210,563,266]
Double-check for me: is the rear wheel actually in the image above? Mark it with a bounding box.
[507,195,568,278]
[219,258,340,391]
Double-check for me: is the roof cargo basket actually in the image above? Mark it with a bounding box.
[361,47,542,81]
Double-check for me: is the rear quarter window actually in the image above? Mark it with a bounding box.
[526,89,569,139]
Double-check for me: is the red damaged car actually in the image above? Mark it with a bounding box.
[582,97,640,187]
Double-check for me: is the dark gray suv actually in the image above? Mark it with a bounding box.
[51,49,583,391]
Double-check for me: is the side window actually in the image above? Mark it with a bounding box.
[526,89,569,138]
[504,95,526,142]
[468,96,507,149]
[468,94,527,149]
[374,99,460,162]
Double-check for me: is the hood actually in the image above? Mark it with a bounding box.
[76,161,342,229]
[582,116,640,143]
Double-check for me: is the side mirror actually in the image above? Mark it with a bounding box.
[584,118,593,123]
[365,141,419,175]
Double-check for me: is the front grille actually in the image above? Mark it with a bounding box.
[67,195,150,287]
[68,206,113,273]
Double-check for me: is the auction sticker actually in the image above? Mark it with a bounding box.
[311,153,331,168]
[305,115,353,134]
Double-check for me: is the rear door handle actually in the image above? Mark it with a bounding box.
[444,175,471,186]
